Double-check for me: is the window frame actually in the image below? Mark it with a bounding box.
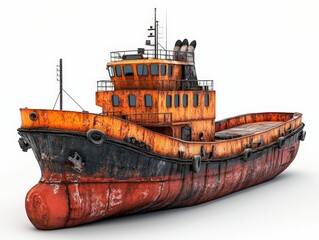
[150,64,159,76]
[115,65,122,77]
[144,94,152,107]
[128,94,136,107]
[112,94,119,107]
[174,94,180,107]
[168,65,173,77]
[137,64,148,76]
[123,65,134,76]
[183,94,188,107]
[204,94,209,107]
[166,95,172,108]
[193,93,199,107]
[160,65,166,76]
[108,66,115,77]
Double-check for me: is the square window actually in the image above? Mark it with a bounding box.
[123,65,134,76]
[137,64,148,76]
[150,64,159,76]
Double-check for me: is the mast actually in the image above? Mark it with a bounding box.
[165,8,167,51]
[53,58,84,111]
[154,8,158,58]
[146,8,159,58]
[59,58,63,110]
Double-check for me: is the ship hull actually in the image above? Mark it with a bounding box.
[19,124,304,229]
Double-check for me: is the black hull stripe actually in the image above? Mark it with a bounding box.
[17,123,304,164]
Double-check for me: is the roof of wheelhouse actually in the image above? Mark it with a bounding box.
[107,39,197,65]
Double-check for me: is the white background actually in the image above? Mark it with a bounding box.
[1,0,318,239]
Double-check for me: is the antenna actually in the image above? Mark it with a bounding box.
[59,59,63,110]
[56,59,63,110]
[165,8,167,51]
[154,8,158,58]
[53,58,85,111]
[146,8,159,58]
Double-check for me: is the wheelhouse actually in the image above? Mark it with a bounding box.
[96,40,216,142]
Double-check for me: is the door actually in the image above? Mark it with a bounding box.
[181,126,192,141]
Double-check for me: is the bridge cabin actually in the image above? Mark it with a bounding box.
[96,39,216,142]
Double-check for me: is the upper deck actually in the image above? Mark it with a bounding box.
[106,41,198,91]
[109,48,195,63]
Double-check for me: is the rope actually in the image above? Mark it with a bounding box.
[52,92,60,110]
[62,89,85,111]
[52,89,85,111]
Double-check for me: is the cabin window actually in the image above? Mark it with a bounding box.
[174,94,180,107]
[115,66,122,76]
[166,95,172,108]
[193,93,199,107]
[150,64,159,76]
[123,65,134,76]
[161,65,166,76]
[183,94,188,107]
[144,94,152,107]
[112,95,119,107]
[168,65,173,77]
[108,66,115,77]
[205,94,209,107]
[137,64,148,76]
[128,94,136,107]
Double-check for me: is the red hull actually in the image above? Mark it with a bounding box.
[25,139,300,229]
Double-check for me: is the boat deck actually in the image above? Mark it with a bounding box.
[215,121,283,140]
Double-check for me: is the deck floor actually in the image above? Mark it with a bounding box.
[215,121,283,139]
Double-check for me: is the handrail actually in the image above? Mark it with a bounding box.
[100,112,172,125]
[122,112,172,124]
[110,49,195,62]
[97,79,214,91]
[100,111,122,116]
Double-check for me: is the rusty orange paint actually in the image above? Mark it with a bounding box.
[96,90,216,141]
[108,59,188,85]
[20,108,302,159]
[18,38,305,230]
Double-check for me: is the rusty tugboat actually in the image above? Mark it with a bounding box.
[18,11,306,230]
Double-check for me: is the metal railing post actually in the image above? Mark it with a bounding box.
[97,79,214,91]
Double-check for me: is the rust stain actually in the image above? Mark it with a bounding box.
[20,109,303,159]
[18,31,306,230]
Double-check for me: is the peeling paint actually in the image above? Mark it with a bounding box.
[141,189,149,199]
[89,195,106,217]
[19,113,304,229]
[51,184,60,195]
[73,184,82,205]
[109,189,122,208]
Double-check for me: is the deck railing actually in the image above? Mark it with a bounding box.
[100,111,122,117]
[97,79,214,92]
[110,49,194,62]
[101,112,172,125]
